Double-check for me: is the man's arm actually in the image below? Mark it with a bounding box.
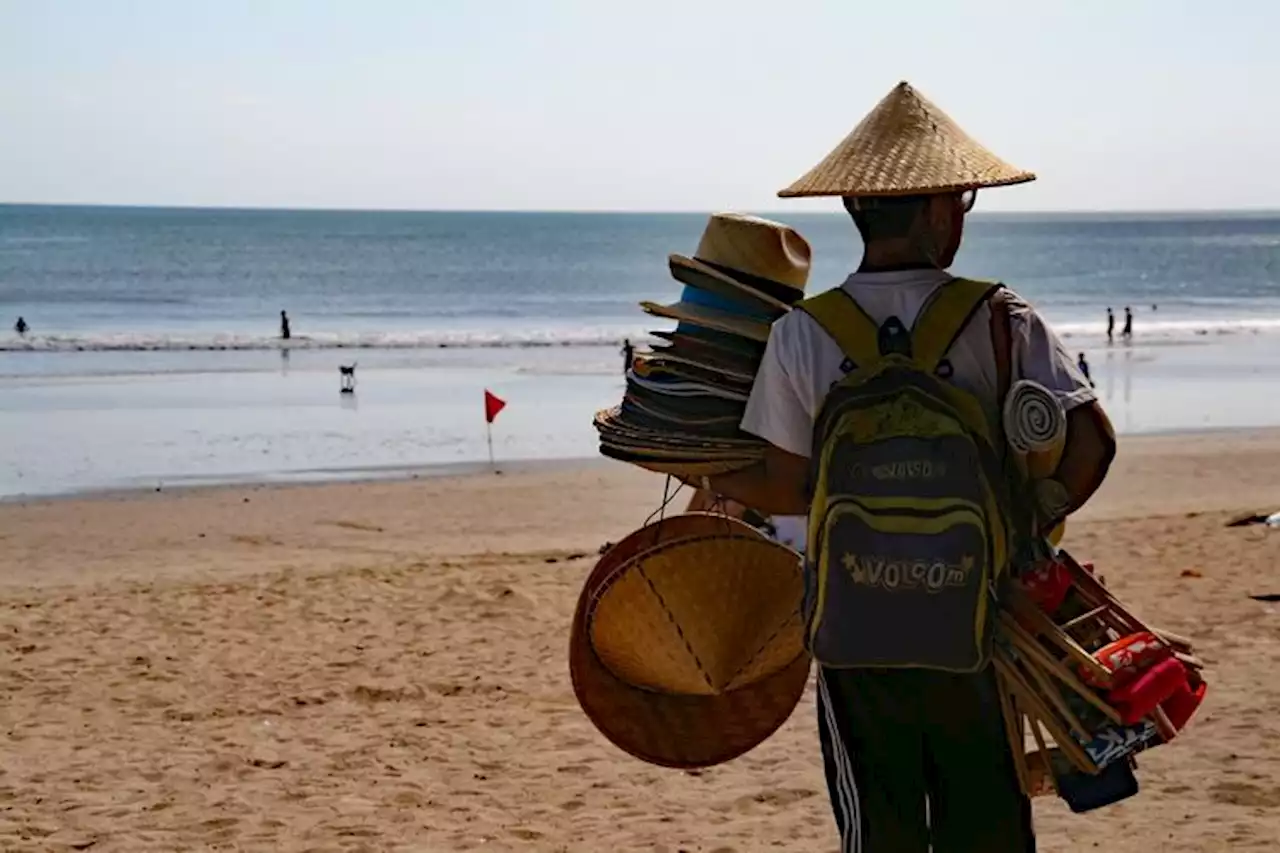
[1054,401,1116,516]
[1005,295,1117,524]
[702,444,810,517]
[705,311,816,516]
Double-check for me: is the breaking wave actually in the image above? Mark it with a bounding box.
[3,315,1280,353]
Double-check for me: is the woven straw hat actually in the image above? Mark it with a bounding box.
[651,327,764,363]
[639,299,772,343]
[778,81,1036,198]
[643,350,755,384]
[668,213,812,312]
[570,513,810,768]
[594,406,762,451]
[635,353,755,391]
[599,448,760,477]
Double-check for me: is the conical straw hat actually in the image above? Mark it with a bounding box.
[570,513,810,768]
[778,81,1035,198]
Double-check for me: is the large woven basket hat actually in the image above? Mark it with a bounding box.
[778,81,1036,198]
[570,513,810,768]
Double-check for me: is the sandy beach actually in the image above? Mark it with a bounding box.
[2,430,1280,852]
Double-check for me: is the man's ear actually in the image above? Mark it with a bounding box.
[925,194,954,234]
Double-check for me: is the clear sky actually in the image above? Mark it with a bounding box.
[2,0,1277,212]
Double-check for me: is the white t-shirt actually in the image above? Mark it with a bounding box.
[741,269,1097,459]
[770,515,808,554]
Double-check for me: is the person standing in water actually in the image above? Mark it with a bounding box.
[1106,307,1114,342]
[14,317,28,336]
[280,310,292,341]
[620,338,634,374]
[1122,305,1133,339]
[1078,352,1094,386]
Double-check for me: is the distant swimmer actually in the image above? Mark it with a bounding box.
[1106,307,1114,342]
[621,338,634,373]
[1077,352,1094,386]
[1122,306,1133,339]
[14,316,28,336]
[280,310,291,340]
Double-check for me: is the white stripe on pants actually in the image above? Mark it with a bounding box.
[818,669,862,853]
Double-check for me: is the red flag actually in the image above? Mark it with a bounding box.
[483,390,506,424]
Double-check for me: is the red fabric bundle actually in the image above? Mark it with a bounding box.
[1083,631,1172,689]
[1108,658,1189,726]
[1020,558,1073,615]
[1160,680,1207,732]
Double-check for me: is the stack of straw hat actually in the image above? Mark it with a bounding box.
[594,213,811,477]
[569,513,810,767]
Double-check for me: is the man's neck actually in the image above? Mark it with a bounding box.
[856,259,943,274]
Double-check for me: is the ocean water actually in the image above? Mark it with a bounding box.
[2,205,1279,497]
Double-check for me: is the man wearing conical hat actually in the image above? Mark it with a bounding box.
[697,82,1116,851]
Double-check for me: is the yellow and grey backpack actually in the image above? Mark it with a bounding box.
[799,277,1018,673]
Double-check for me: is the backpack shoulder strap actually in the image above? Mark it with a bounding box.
[987,285,1014,402]
[795,289,881,369]
[911,277,1003,375]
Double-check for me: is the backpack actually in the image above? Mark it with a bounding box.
[797,277,1019,673]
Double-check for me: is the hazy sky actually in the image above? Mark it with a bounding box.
[2,1,1277,212]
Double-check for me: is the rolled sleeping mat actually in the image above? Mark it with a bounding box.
[1003,380,1068,478]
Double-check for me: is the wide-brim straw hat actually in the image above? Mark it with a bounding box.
[651,327,765,364]
[599,447,761,477]
[595,408,763,477]
[622,396,743,432]
[667,213,812,312]
[615,400,745,441]
[640,300,772,343]
[778,81,1036,198]
[570,513,810,768]
[635,353,756,391]
[623,381,745,423]
[628,364,750,403]
[594,407,763,452]
[643,350,756,384]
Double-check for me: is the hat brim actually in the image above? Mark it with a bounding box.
[600,450,761,478]
[628,365,749,403]
[667,255,796,314]
[644,350,756,384]
[636,354,756,391]
[651,330,765,366]
[617,399,746,439]
[640,301,772,343]
[624,382,745,422]
[569,514,810,768]
[776,172,1036,199]
[596,405,761,441]
[598,438,760,461]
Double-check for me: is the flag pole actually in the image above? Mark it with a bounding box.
[483,389,505,473]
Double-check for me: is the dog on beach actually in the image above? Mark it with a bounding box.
[339,363,357,393]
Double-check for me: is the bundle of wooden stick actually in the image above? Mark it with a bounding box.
[994,549,1207,805]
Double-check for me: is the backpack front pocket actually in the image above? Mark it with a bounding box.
[810,498,991,672]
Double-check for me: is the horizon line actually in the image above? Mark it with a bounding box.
[3,200,1280,217]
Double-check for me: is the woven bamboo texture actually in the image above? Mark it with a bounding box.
[570,513,810,768]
